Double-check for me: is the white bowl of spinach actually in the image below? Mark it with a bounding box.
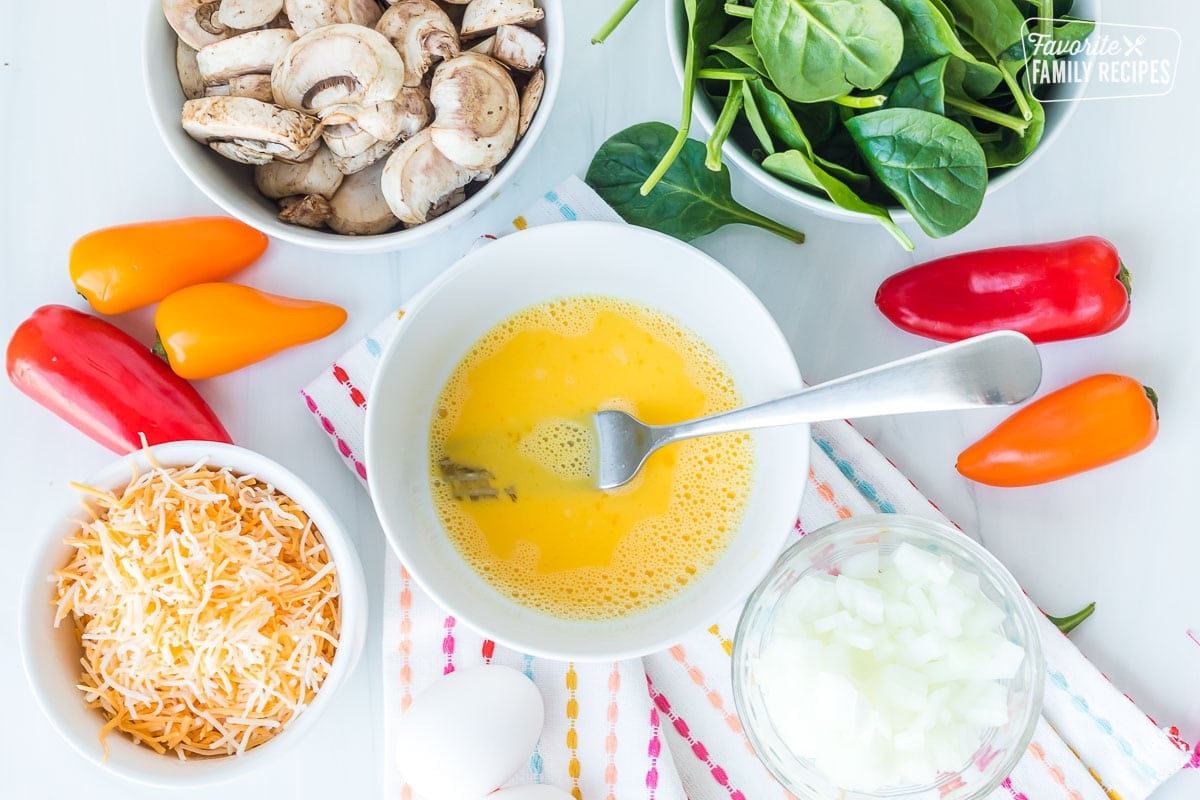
[660,0,1098,249]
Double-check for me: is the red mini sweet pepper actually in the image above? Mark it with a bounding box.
[6,305,232,453]
[875,237,1131,343]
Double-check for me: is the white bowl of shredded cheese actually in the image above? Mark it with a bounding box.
[19,441,367,787]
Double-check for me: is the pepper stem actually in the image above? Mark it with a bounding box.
[1047,602,1096,635]
[1117,260,1132,298]
[1143,386,1159,420]
[151,335,168,362]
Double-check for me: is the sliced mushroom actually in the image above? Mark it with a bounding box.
[428,53,518,171]
[321,86,429,140]
[330,137,399,174]
[164,0,233,50]
[423,186,468,223]
[197,28,297,84]
[328,159,399,234]
[517,67,543,139]
[376,0,459,87]
[205,82,233,96]
[278,193,333,227]
[459,0,543,39]
[176,40,206,99]
[255,144,344,197]
[218,0,285,29]
[466,35,494,55]
[380,128,487,224]
[491,25,543,71]
[229,73,276,101]
[272,24,405,114]
[182,96,323,164]
[321,120,379,158]
[285,0,383,37]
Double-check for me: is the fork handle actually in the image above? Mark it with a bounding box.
[655,331,1042,447]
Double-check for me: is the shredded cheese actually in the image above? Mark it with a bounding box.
[53,460,340,759]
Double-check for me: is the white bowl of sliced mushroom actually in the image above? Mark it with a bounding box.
[145,0,561,252]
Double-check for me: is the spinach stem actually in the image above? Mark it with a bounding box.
[591,0,642,44]
[1036,0,1053,39]
[732,207,807,243]
[1000,65,1034,120]
[724,2,753,18]
[706,88,744,171]
[833,94,887,109]
[641,1,698,195]
[1047,602,1096,635]
[945,95,1030,135]
[740,81,776,155]
[698,67,760,81]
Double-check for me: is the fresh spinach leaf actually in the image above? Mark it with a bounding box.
[752,0,905,102]
[740,81,777,155]
[712,21,768,74]
[763,150,914,249]
[749,80,870,185]
[941,0,1026,59]
[587,122,806,243]
[845,108,987,237]
[886,56,951,113]
[881,0,979,77]
[980,90,1044,167]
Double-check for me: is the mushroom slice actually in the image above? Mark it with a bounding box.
[491,25,544,71]
[272,24,405,115]
[459,0,544,39]
[197,28,297,83]
[229,73,276,102]
[164,0,233,50]
[285,0,383,37]
[422,186,468,223]
[211,141,275,164]
[278,193,332,228]
[320,86,430,139]
[321,120,379,158]
[467,35,494,55]
[176,40,206,99]
[330,137,399,174]
[218,0,285,29]
[205,82,233,96]
[376,0,460,87]
[380,128,486,224]
[428,53,518,171]
[182,96,323,163]
[256,145,344,197]
[517,67,543,139]
[328,159,399,234]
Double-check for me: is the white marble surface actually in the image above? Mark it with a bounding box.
[2,1,1197,796]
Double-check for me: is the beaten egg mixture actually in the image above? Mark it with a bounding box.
[429,296,752,620]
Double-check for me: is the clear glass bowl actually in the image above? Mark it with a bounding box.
[732,515,1044,800]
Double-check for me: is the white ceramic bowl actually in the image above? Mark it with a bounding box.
[665,0,1099,225]
[364,221,809,660]
[19,441,367,787]
[143,2,563,253]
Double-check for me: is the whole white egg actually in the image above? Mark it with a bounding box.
[395,665,545,800]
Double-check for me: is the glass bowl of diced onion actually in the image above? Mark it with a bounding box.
[732,514,1043,800]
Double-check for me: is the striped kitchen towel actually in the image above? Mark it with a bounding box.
[302,175,1191,800]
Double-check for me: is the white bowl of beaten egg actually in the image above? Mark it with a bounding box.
[365,221,809,660]
[19,442,367,787]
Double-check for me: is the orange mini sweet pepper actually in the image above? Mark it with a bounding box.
[956,373,1159,487]
[70,217,268,315]
[154,283,347,380]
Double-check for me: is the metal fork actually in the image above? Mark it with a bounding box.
[593,331,1042,490]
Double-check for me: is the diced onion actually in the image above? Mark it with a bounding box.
[756,543,1024,790]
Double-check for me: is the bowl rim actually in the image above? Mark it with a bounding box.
[662,0,1098,226]
[731,513,1046,799]
[142,0,565,254]
[18,441,368,787]
[363,219,810,661]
